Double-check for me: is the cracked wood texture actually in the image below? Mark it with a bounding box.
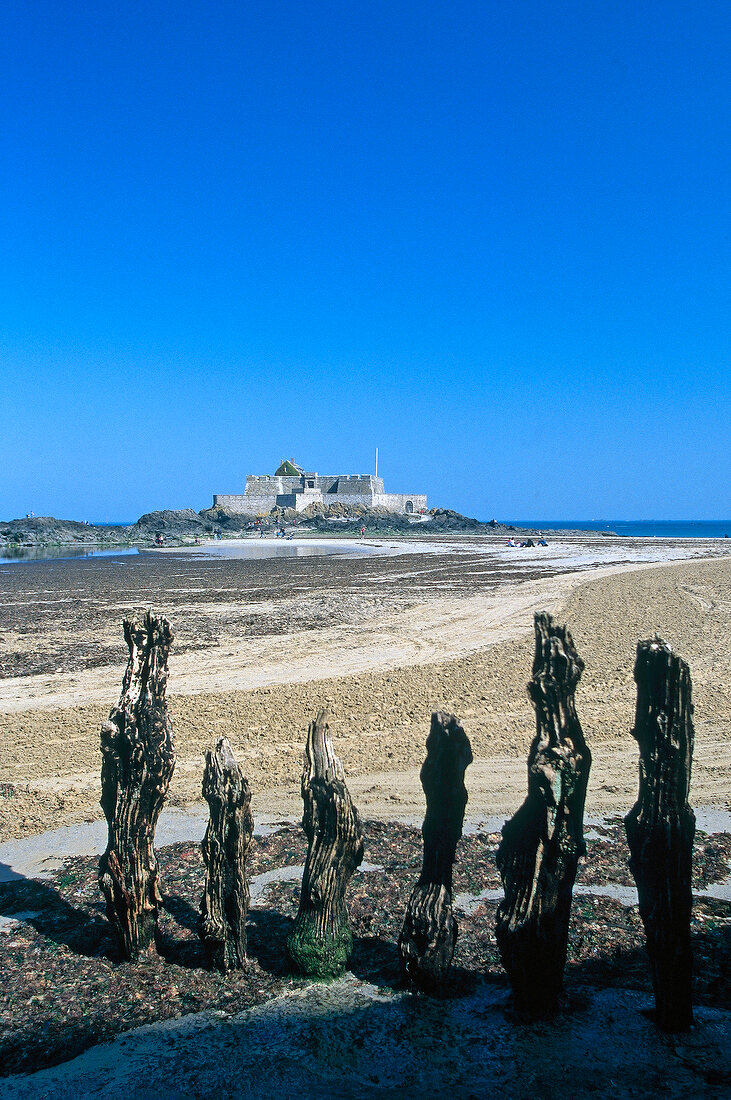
[286,709,364,977]
[625,637,695,1031]
[99,613,175,960]
[398,711,473,993]
[199,737,253,972]
[495,611,591,1013]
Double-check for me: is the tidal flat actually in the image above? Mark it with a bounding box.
[0,533,729,837]
[0,534,729,1095]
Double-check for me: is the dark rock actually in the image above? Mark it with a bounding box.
[0,516,129,549]
[127,510,208,540]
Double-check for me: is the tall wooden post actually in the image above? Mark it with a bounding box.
[286,710,364,978]
[398,711,472,992]
[495,612,591,1013]
[625,637,695,1031]
[99,612,176,959]
[199,738,253,971]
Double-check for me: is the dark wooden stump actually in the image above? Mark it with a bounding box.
[625,636,695,1031]
[286,709,364,977]
[398,711,473,993]
[495,612,591,1013]
[199,737,253,972]
[99,612,176,959]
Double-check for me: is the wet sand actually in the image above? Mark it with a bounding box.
[1,535,729,841]
[1,535,730,1098]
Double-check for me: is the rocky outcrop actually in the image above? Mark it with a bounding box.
[2,506,593,550]
[428,508,496,532]
[0,516,128,548]
[127,510,210,540]
[261,503,501,534]
[198,505,252,532]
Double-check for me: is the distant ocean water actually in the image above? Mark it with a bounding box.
[505,520,731,539]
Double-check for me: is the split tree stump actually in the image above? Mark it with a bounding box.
[286,710,364,977]
[625,637,695,1031]
[99,613,176,959]
[398,711,473,993]
[199,737,254,972]
[495,612,591,1013]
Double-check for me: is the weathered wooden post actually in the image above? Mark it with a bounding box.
[625,637,695,1031]
[199,737,254,971]
[398,711,472,993]
[495,612,591,1013]
[286,709,364,977]
[99,612,176,959]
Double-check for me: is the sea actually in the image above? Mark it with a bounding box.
[506,520,731,539]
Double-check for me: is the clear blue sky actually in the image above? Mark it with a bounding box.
[1,1,729,521]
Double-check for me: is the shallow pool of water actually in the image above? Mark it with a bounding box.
[0,546,140,564]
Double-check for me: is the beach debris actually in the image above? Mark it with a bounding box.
[495,611,592,1013]
[625,637,696,1031]
[199,737,253,971]
[99,612,176,959]
[286,709,364,977]
[398,711,473,992]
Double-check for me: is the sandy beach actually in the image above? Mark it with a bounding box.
[1,534,729,1096]
[1,533,729,840]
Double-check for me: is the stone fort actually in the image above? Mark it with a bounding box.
[214,459,427,515]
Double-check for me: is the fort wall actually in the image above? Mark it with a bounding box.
[213,493,270,515]
[213,471,424,515]
[373,494,428,513]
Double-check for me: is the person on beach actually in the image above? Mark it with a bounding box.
[360,526,365,538]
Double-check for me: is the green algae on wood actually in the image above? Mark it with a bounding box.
[286,709,364,978]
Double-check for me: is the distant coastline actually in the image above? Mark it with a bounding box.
[506,520,731,539]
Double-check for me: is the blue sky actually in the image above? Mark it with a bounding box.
[1,1,729,521]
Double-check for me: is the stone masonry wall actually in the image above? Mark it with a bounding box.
[373,494,428,512]
[213,474,424,515]
[213,493,276,515]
